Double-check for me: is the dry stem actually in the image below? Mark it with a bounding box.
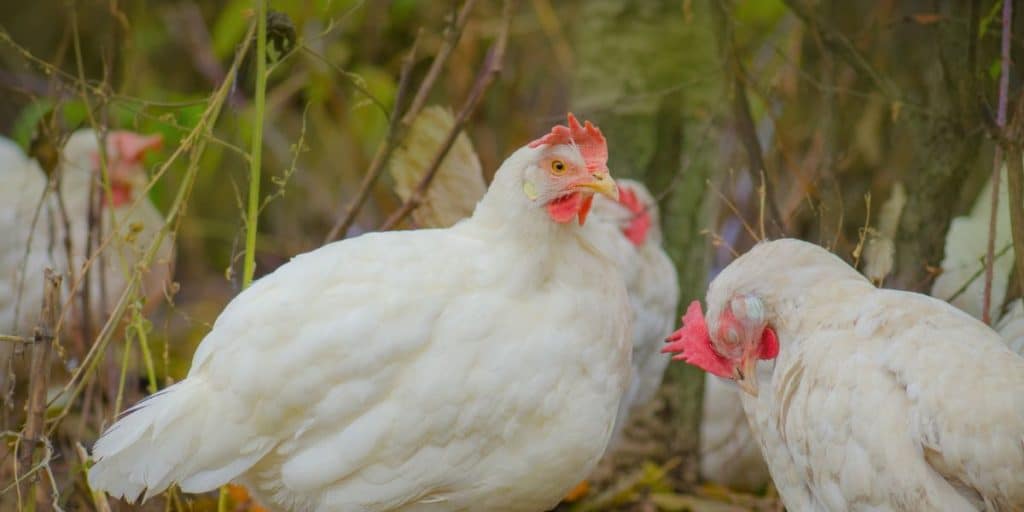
[16,269,61,509]
[379,0,516,230]
[323,32,422,242]
[983,0,1013,325]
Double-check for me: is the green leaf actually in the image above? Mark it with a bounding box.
[735,0,786,27]
[979,0,1004,40]
[10,100,53,148]
[989,58,1002,81]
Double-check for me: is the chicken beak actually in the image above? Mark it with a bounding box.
[575,172,618,201]
[734,356,760,397]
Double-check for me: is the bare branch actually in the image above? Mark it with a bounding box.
[712,0,784,237]
[782,0,899,99]
[324,32,422,243]
[403,0,479,124]
[16,269,61,507]
[379,0,516,231]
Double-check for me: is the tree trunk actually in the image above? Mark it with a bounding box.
[887,0,988,291]
[571,0,721,486]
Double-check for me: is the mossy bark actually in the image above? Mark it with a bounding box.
[571,0,722,485]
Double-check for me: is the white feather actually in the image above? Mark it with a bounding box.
[89,143,633,512]
[704,239,1024,510]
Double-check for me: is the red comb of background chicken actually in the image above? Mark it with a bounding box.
[108,131,163,164]
[618,186,652,246]
[662,300,733,378]
[528,113,608,174]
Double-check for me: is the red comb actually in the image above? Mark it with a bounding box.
[528,113,608,173]
[662,301,733,378]
[618,185,651,246]
[108,131,163,164]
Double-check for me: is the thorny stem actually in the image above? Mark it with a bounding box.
[243,0,268,289]
[983,0,1013,325]
[380,0,516,230]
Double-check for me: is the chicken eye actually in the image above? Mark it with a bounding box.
[550,160,567,175]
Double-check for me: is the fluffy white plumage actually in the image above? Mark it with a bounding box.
[585,180,678,443]
[387,110,679,443]
[88,134,632,511]
[996,298,1024,355]
[698,376,769,492]
[695,239,1024,511]
[0,130,171,334]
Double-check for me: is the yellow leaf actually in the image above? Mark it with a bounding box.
[389,106,487,228]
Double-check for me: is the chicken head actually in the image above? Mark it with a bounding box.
[62,130,163,208]
[525,113,618,224]
[663,296,778,396]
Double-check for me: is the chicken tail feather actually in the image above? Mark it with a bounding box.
[88,378,273,503]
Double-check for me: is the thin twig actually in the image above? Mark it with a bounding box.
[782,0,900,99]
[323,32,422,243]
[403,0,479,124]
[0,335,32,344]
[947,243,1013,303]
[706,178,760,243]
[16,269,61,508]
[713,0,784,237]
[983,0,1013,325]
[380,0,516,230]
[47,21,257,434]
[732,72,783,236]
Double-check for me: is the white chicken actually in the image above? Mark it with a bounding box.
[584,181,678,443]
[0,129,171,336]
[0,135,28,170]
[698,376,769,492]
[391,108,679,445]
[995,298,1024,355]
[664,238,1024,511]
[88,114,632,512]
[931,166,1016,321]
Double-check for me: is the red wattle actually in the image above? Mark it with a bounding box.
[618,187,652,246]
[546,192,583,223]
[109,183,133,207]
[577,195,594,225]
[759,327,780,359]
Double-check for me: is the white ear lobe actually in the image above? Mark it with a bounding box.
[522,180,538,200]
[730,294,765,324]
[744,295,765,323]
